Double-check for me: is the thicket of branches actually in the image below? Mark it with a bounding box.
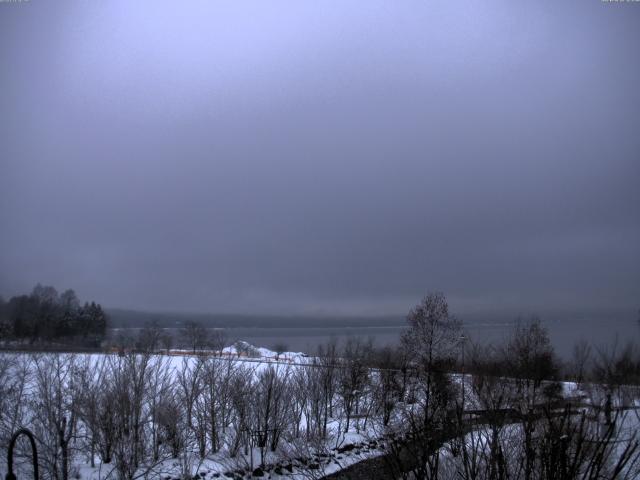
[379,293,640,480]
[0,343,380,480]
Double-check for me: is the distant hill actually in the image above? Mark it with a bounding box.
[106,306,636,330]
[106,308,407,329]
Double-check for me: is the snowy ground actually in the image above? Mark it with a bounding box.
[0,342,387,480]
[4,342,639,480]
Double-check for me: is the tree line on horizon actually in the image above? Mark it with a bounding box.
[0,284,107,346]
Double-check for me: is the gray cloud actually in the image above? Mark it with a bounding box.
[1,0,639,315]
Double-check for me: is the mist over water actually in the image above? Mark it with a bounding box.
[228,318,639,359]
[111,310,639,359]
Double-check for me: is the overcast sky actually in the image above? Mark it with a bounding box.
[1,0,639,316]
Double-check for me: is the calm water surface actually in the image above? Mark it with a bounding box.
[222,317,639,359]
[112,316,639,360]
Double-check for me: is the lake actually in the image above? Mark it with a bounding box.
[110,312,639,360]
[213,315,639,359]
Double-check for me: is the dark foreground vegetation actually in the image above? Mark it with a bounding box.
[1,292,640,480]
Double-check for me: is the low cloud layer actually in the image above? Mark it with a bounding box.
[1,0,639,316]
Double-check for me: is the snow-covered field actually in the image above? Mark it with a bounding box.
[0,342,389,480]
[3,341,640,480]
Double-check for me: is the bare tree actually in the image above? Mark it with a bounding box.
[201,354,238,453]
[382,292,462,479]
[180,321,209,353]
[155,388,182,459]
[75,356,111,467]
[146,355,174,462]
[0,354,31,452]
[137,321,164,353]
[272,343,289,360]
[31,354,79,480]
[209,329,227,354]
[370,346,402,427]
[290,367,310,439]
[506,318,559,409]
[229,365,255,457]
[109,352,153,480]
[296,359,327,441]
[250,364,292,457]
[176,357,205,457]
[570,339,592,386]
[316,338,339,438]
[337,337,372,433]
[451,342,513,480]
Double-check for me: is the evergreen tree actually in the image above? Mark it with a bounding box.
[5,285,107,345]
